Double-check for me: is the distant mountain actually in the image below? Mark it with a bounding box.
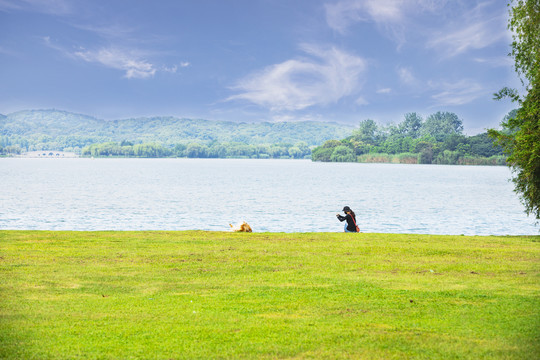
[0,109,354,151]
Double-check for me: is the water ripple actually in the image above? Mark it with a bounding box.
[0,158,537,235]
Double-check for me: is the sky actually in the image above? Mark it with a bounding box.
[0,0,521,134]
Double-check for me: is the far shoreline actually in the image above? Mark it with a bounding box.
[3,153,507,166]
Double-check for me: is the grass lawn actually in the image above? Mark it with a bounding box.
[0,231,539,359]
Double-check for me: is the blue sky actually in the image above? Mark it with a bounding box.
[0,0,519,134]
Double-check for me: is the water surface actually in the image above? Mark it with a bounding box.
[0,158,536,235]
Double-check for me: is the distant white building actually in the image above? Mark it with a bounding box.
[22,151,78,158]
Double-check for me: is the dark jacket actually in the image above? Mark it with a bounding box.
[337,213,358,232]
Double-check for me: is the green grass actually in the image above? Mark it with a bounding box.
[0,231,539,359]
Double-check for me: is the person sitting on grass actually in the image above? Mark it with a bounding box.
[336,206,359,233]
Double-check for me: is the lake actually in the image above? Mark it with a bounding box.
[0,158,537,235]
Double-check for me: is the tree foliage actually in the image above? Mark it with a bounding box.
[399,112,423,139]
[489,0,540,219]
[312,111,506,165]
[352,119,379,144]
[421,111,464,141]
[0,109,353,152]
[81,141,312,159]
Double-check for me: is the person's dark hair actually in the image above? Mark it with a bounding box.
[343,206,355,219]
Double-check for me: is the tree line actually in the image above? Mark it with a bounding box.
[311,111,510,165]
[0,143,23,156]
[80,140,312,159]
[0,110,352,153]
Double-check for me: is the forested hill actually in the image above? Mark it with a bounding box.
[0,109,354,151]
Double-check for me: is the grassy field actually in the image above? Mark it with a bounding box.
[0,231,539,359]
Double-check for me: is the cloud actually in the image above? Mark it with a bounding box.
[376,88,391,94]
[473,57,513,68]
[73,47,156,79]
[325,0,405,34]
[271,113,325,123]
[427,20,506,57]
[356,96,369,105]
[0,0,72,15]
[228,44,367,111]
[430,79,485,106]
[397,67,417,85]
[41,35,78,57]
[325,1,368,34]
[325,1,507,57]
[363,0,404,23]
[13,2,183,80]
[161,62,190,73]
[426,4,507,57]
[163,65,178,73]
[41,34,183,80]
[324,0,445,38]
[69,23,138,42]
[0,45,19,57]
[0,0,22,11]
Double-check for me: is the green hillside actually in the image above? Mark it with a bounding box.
[0,109,353,153]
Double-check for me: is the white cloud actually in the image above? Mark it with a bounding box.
[430,79,485,106]
[271,113,325,123]
[397,67,416,85]
[69,23,137,41]
[426,4,507,57]
[324,0,445,38]
[41,35,74,55]
[162,62,190,73]
[364,0,404,23]
[228,44,366,111]
[163,65,178,73]
[325,1,507,57]
[376,88,391,94]
[0,0,72,15]
[427,20,506,57]
[473,57,513,68]
[0,45,19,57]
[41,35,183,80]
[74,47,156,79]
[325,0,405,34]
[356,96,369,105]
[0,0,21,11]
[324,1,365,35]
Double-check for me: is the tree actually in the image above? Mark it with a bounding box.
[442,134,468,152]
[186,143,208,158]
[120,140,134,146]
[468,132,504,157]
[288,146,303,159]
[311,146,334,161]
[173,143,187,157]
[349,139,371,155]
[415,141,434,164]
[323,139,341,148]
[352,119,379,144]
[294,141,310,157]
[421,112,463,141]
[330,146,356,162]
[399,112,423,139]
[489,0,540,219]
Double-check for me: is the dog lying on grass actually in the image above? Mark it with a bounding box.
[229,221,252,232]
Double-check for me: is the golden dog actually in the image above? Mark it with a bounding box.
[229,221,252,232]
